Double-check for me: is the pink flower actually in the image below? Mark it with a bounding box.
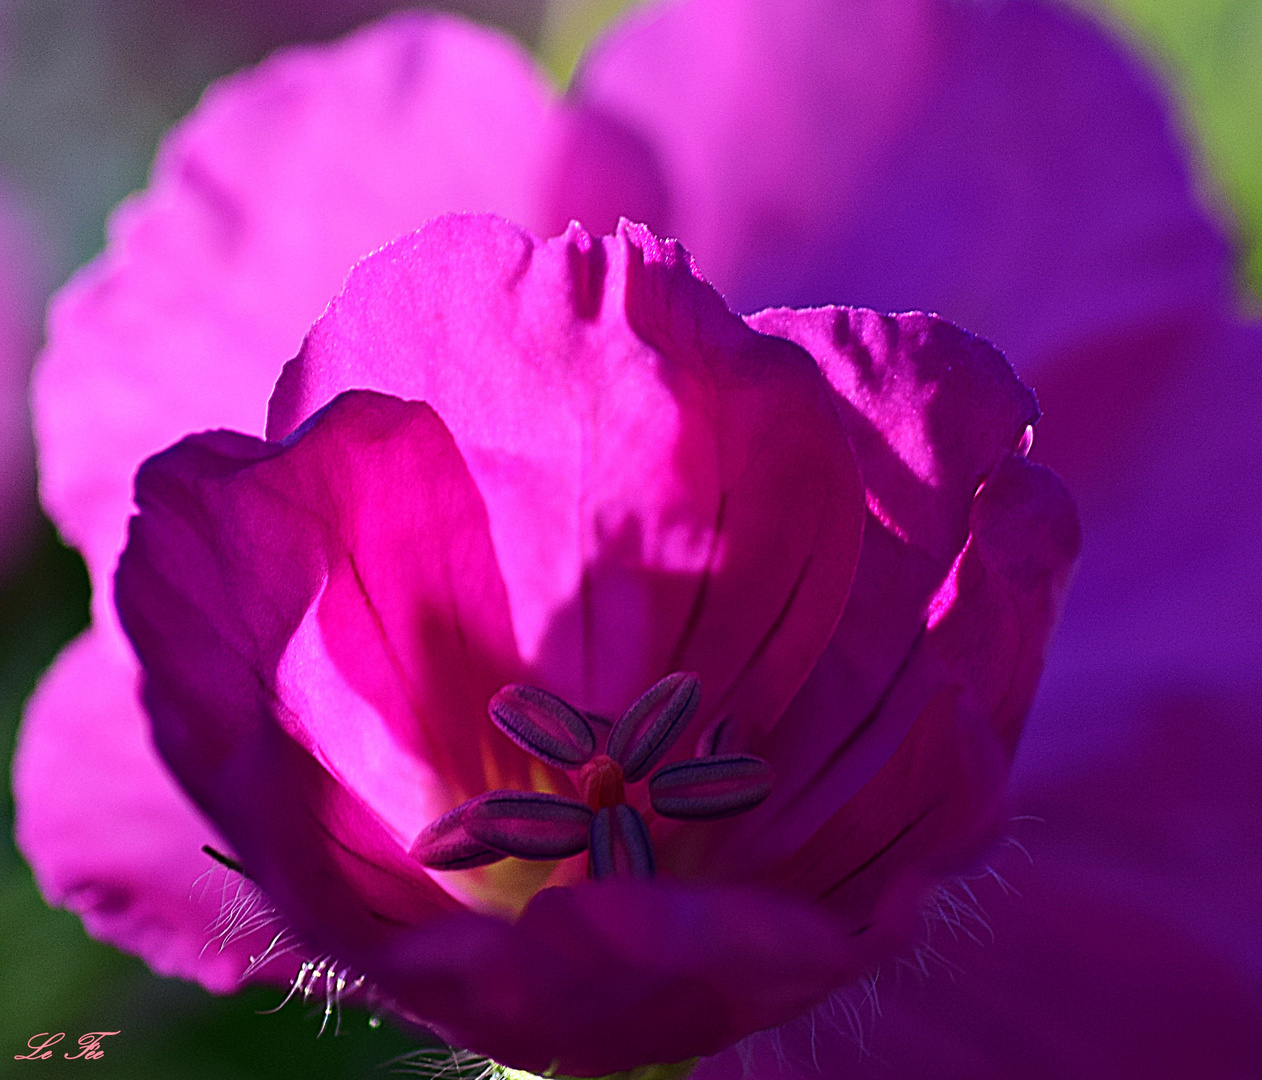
[15,0,1259,1075]
[105,212,1073,1074]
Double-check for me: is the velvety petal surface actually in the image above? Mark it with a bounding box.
[113,384,887,1074]
[115,391,526,955]
[575,0,1231,384]
[270,214,865,749]
[368,879,885,1077]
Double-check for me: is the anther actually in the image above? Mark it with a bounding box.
[415,673,775,888]
[589,804,655,881]
[606,671,701,782]
[488,684,596,769]
[649,754,774,820]
[410,791,592,869]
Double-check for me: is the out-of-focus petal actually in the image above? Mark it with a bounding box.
[33,12,558,633]
[269,214,866,747]
[1028,320,1262,766]
[13,629,286,990]
[1019,319,1262,977]
[115,392,516,953]
[574,0,1231,384]
[369,879,880,1077]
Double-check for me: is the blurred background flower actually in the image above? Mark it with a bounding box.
[0,0,1258,1077]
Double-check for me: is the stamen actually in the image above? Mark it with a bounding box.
[417,674,774,893]
[649,754,774,821]
[461,791,593,861]
[577,754,625,810]
[606,672,701,782]
[410,803,505,871]
[588,804,655,881]
[489,684,596,769]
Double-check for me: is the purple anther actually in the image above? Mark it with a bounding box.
[461,791,593,861]
[488,684,596,769]
[409,804,505,871]
[588,803,655,881]
[649,754,774,821]
[606,671,701,783]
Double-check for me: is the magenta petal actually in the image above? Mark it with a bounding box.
[14,629,289,990]
[753,308,1038,561]
[750,456,1078,931]
[720,308,1038,868]
[114,391,527,954]
[944,456,1083,757]
[33,12,558,633]
[576,0,1230,380]
[368,880,875,1077]
[269,214,865,745]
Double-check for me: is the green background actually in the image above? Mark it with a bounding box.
[1,0,1258,1076]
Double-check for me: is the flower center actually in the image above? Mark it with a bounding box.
[410,672,775,885]
[577,754,625,810]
